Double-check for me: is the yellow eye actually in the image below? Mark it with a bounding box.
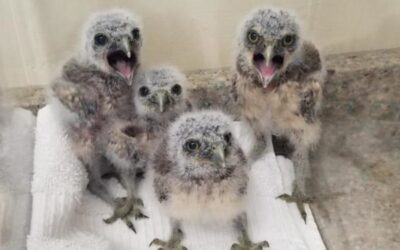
[282,34,296,47]
[247,30,259,44]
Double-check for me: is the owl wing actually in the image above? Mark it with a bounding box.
[279,41,324,123]
[51,58,105,120]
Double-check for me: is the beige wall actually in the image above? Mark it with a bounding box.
[1,0,400,88]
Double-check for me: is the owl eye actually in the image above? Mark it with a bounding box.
[171,84,182,95]
[224,133,232,145]
[132,28,140,40]
[139,86,150,97]
[282,34,296,47]
[247,30,259,44]
[184,139,200,151]
[94,33,108,46]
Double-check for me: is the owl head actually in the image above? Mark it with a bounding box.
[236,8,301,88]
[134,66,188,117]
[167,111,244,180]
[81,9,142,82]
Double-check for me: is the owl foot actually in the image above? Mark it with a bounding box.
[150,228,187,250]
[103,197,148,233]
[276,187,314,223]
[231,238,269,250]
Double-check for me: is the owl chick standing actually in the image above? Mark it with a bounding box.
[233,8,325,222]
[50,10,148,231]
[150,111,269,250]
[134,66,192,138]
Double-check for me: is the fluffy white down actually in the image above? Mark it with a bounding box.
[165,183,246,224]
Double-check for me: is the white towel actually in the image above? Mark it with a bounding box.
[0,108,36,250]
[28,105,326,250]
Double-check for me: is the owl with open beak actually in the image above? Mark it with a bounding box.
[50,9,149,232]
[233,7,326,223]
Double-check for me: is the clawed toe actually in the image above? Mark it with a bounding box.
[231,240,269,250]
[123,217,136,233]
[149,238,188,250]
[114,197,127,205]
[149,238,165,247]
[276,192,314,223]
[134,197,144,206]
[128,204,149,220]
[150,227,187,250]
[103,196,148,232]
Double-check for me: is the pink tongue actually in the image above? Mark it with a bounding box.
[115,61,133,78]
[257,62,275,77]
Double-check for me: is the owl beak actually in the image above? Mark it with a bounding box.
[107,36,137,83]
[156,91,169,113]
[122,37,135,85]
[253,45,276,88]
[265,45,273,64]
[263,45,275,88]
[122,36,132,59]
[211,144,225,167]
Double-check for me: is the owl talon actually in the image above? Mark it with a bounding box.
[149,238,166,247]
[150,227,187,250]
[103,216,118,224]
[149,238,187,250]
[276,188,314,223]
[123,217,136,233]
[128,206,149,220]
[134,197,144,206]
[231,239,269,250]
[114,197,127,205]
[103,196,148,232]
[134,211,149,219]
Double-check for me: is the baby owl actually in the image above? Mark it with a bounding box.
[50,9,148,231]
[150,111,269,250]
[134,66,192,138]
[233,8,325,222]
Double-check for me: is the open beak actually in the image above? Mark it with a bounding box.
[253,45,276,88]
[107,36,137,84]
[121,36,133,85]
[211,143,225,167]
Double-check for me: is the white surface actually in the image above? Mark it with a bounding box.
[29,105,326,250]
[0,108,36,250]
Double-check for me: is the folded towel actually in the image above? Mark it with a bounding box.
[28,105,326,250]
[27,232,111,250]
[0,108,36,250]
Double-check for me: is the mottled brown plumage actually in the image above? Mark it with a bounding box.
[234,8,326,223]
[150,111,268,250]
[133,66,192,139]
[50,9,148,232]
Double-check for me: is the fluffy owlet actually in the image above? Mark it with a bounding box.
[150,111,269,250]
[52,9,142,120]
[233,7,325,222]
[50,9,148,231]
[133,66,192,137]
